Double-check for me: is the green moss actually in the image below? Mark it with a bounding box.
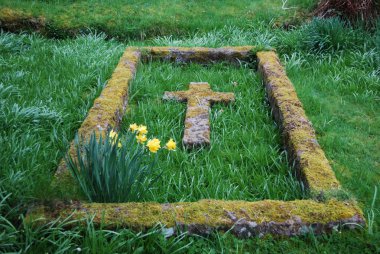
[51,171,84,200]
[27,199,364,230]
[0,8,29,21]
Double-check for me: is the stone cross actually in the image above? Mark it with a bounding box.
[163,82,235,148]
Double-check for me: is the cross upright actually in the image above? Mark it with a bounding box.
[163,82,235,148]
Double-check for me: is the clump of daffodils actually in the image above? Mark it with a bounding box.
[108,123,176,153]
[69,126,175,203]
[129,123,176,153]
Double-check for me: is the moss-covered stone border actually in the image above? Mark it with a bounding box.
[28,199,364,238]
[256,51,341,198]
[29,47,365,238]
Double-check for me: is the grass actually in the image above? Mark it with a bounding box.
[0,32,124,201]
[286,52,380,210]
[0,1,379,252]
[122,61,305,202]
[0,0,315,40]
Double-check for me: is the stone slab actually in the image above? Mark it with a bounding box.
[257,51,341,198]
[141,46,255,64]
[27,199,364,238]
[55,48,140,176]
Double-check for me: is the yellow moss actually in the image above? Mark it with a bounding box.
[301,151,340,189]
[27,199,364,229]
[0,8,30,21]
[0,7,46,26]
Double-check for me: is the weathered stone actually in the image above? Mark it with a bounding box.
[163,82,234,148]
[257,51,341,198]
[141,46,255,64]
[26,199,365,238]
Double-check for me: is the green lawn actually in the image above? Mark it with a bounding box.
[0,33,124,200]
[0,0,379,253]
[0,0,313,39]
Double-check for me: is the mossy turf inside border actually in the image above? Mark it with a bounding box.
[121,61,307,202]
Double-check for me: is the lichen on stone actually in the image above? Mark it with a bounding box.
[26,199,365,238]
[141,46,255,64]
[163,82,234,148]
[256,51,341,197]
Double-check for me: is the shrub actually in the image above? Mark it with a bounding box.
[314,0,379,25]
[277,17,367,54]
[304,17,368,52]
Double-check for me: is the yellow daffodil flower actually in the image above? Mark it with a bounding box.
[137,125,148,135]
[129,123,138,132]
[165,138,176,151]
[136,134,147,144]
[108,130,122,148]
[146,138,160,153]
[109,130,118,139]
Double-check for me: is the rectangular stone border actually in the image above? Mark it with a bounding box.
[29,47,365,238]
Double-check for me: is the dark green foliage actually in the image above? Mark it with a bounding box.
[304,17,365,52]
[0,186,19,252]
[277,17,371,54]
[0,32,124,203]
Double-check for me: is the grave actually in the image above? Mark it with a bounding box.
[27,47,365,238]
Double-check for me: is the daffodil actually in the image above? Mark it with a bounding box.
[108,130,122,148]
[136,134,147,144]
[129,123,138,132]
[165,138,176,151]
[146,138,160,153]
[137,125,148,135]
[109,130,118,139]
